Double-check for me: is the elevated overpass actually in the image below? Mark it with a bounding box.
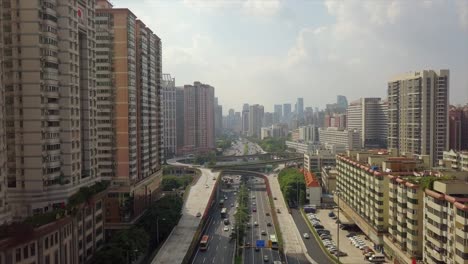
[214,152,301,162]
[210,157,303,170]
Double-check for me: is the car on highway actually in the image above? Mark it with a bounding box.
[196,212,201,217]
[267,222,272,226]
[254,221,258,226]
[265,212,270,216]
[276,208,280,213]
[252,208,257,212]
[224,219,230,225]
[255,247,260,251]
[223,226,229,232]
[261,230,266,235]
[273,197,277,200]
[212,177,216,180]
[263,255,269,262]
[303,233,310,239]
[252,202,256,206]
[205,184,209,188]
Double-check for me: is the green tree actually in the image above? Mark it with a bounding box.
[278,168,306,206]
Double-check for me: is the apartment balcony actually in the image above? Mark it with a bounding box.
[456,214,468,225]
[45,102,59,110]
[456,225,468,239]
[426,234,444,249]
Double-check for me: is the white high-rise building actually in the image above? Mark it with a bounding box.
[347,98,388,149]
[161,74,177,158]
[248,104,264,138]
[388,70,449,166]
[319,127,361,151]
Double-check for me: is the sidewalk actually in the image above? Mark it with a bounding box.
[266,172,318,264]
[151,163,219,264]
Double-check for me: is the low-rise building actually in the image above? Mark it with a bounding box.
[304,150,336,173]
[321,167,337,194]
[442,150,468,171]
[302,169,321,206]
[0,183,107,264]
[424,180,468,264]
[319,127,361,151]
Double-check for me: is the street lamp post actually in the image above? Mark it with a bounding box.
[335,190,341,262]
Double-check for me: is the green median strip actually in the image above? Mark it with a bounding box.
[300,209,342,264]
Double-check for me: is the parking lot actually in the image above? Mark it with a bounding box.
[310,209,384,264]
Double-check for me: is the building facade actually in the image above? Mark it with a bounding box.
[449,105,468,151]
[347,98,388,149]
[303,150,336,173]
[319,127,361,151]
[442,150,468,171]
[175,87,185,153]
[2,0,100,218]
[298,125,319,143]
[0,0,10,224]
[388,70,449,166]
[248,104,264,138]
[161,74,177,158]
[183,82,215,154]
[214,98,223,138]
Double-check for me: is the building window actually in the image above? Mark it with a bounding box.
[16,248,21,261]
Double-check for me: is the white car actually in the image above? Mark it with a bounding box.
[223,226,229,232]
[303,233,310,239]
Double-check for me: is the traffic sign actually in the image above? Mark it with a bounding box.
[256,240,265,248]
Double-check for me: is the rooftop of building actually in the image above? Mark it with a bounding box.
[301,168,320,188]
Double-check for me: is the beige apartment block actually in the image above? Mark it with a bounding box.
[303,150,336,173]
[321,166,337,194]
[2,0,100,219]
[336,150,427,247]
[0,188,105,264]
[388,70,449,166]
[384,175,424,263]
[424,180,468,264]
[0,0,11,225]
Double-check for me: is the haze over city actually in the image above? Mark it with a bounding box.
[113,0,468,110]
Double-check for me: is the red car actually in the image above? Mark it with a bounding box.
[252,207,257,212]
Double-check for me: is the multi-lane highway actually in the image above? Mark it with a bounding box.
[192,175,238,264]
[244,176,281,264]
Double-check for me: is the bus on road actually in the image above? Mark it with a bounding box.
[221,208,227,218]
[200,235,209,251]
[270,234,278,249]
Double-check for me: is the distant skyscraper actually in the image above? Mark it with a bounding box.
[347,98,388,149]
[161,74,177,158]
[304,107,314,125]
[297,98,304,119]
[388,70,449,166]
[214,98,223,138]
[283,103,292,121]
[274,104,283,123]
[449,105,468,151]
[183,82,215,153]
[242,104,250,135]
[263,112,273,127]
[175,87,185,153]
[337,95,348,109]
[248,105,265,138]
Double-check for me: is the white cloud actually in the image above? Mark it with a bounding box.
[242,0,282,16]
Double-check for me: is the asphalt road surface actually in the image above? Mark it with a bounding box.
[191,177,238,264]
[243,177,282,264]
[291,208,333,264]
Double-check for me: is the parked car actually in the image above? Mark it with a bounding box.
[303,233,310,239]
[346,233,356,237]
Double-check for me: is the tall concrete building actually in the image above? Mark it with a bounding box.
[337,95,348,109]
[283,103,292,122]
[0,4,10,224]
[248,104,264,138]
[1,0,99,218]
[161,74,177,158]
[347,98,388,149]
[175,87,185,153]
[449,104,468,151]
[183,82,215,153]
[388,70,449,166]
[296,98,304,119]
[319,127,361,151]
[274,104,282,123]
[263,112,273,127]
[242,104,249,135]
[214,97,223,138]
[95,0,163,227]
[299,125,319,142]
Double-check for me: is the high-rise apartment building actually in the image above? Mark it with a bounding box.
[161,74,177,158]
[298,125,319,142]
[2,0,99,218]
[347,98,388,148]
[263,112,273,127]
[0,3,10,224]
[449,105,468,151]
[95,0,162,226]
[388,70,449,166]
[183,82,215,153]
[242,106,249,136]
[248,104,264,138]
[175,87,185,153]
[337,95,348,109]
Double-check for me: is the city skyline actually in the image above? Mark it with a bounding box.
[112,0,468,111]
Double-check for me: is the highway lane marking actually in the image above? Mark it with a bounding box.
[203,257,206,263]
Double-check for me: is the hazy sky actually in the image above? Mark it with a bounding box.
[113,0,468,112]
